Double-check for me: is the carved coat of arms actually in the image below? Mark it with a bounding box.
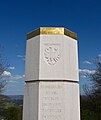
[44,44,60,65]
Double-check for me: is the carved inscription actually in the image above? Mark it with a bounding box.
[39,82,64,120]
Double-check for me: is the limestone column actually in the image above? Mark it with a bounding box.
[23,27,80,120]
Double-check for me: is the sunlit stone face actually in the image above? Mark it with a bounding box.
[25,34,79,81]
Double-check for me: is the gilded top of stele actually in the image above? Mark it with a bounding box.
[27,27,77,40]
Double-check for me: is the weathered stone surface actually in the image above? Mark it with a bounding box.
[23,81,80,120]
[25,34,79,81]
[23,27,80,120]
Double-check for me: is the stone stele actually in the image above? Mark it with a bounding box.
[23,27,80,120]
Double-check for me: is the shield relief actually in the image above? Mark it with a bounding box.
[43,43,61,65]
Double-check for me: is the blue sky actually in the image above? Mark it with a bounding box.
[0,0,101,95]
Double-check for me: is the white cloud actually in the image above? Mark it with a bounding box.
[1,71,25,81]
[9,67,15,70]
[2,71,11,77]
[79,69,96,74]
[83,61,92,65]
[80,74,87,79]
[17,55,25,61]
[98,54,101,63]
[17,55,24,58]
[11,75,23,80]
[22,75,25,78]
[10,74,25,81]
[79,69,96,79]
[98,54,101,57]
[9,80,18,83]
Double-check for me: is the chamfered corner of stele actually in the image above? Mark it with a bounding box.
[23,27,80,120]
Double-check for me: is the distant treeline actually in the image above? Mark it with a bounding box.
[0,94,101,120]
